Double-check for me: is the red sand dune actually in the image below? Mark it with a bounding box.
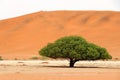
[0,11,120,59]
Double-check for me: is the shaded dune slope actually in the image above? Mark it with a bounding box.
[0,11,120,59]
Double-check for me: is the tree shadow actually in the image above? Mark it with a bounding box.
[42,65,119,69]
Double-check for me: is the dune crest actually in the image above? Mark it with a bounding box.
[0,11,120,59]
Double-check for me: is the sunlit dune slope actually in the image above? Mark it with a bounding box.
[0,11,120,59]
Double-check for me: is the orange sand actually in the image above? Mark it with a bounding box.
[0,11,120,59]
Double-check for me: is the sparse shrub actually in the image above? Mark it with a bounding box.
[114,58,119,60]
[40,56,50,60]
[39,36,112,67]
[14,58,18,60]
[0,56,3,60]
[30,56,39,60]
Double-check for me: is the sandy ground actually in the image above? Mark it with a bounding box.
[0,11,120,59]
[0,60,120,80]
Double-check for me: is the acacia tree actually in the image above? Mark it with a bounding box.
[39,36,112,67]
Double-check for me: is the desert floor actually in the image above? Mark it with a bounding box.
[0,60,120,80]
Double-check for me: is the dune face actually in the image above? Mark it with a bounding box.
[0,11,120,59]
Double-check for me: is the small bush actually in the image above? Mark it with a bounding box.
[14,58,18,60]
[0,56,3,60]
[114,58,119,60]
[30,56,39,60]
[40,56,50,60]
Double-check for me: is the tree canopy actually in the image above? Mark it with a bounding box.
[39,36,112,67]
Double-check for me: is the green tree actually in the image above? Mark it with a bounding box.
[39,36,112,67]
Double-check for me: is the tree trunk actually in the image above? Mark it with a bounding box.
[69,59,75,67]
